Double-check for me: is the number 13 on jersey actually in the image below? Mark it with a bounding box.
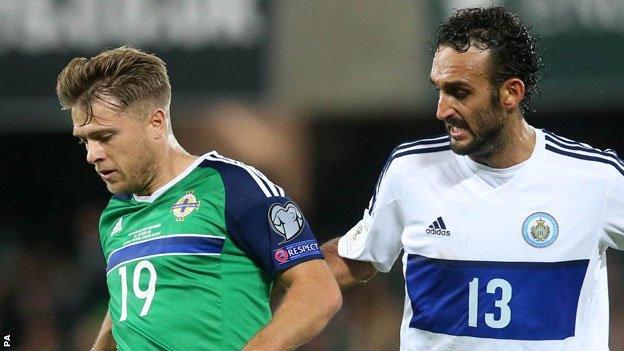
[468,277,511,329]
[406,254,588,340]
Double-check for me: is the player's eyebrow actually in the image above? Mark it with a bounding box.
[430,77,472,90]
[73,128,118,140]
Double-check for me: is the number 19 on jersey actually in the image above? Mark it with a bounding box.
[118,260,158,321]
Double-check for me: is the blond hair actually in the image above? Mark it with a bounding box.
[56,46,171,116]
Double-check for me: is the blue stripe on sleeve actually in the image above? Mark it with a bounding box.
[545,144,624,176]
[106,235,225,273]
[406,254,588,340]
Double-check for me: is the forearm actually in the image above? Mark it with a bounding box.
[91,310,116,351]
[321,237,377,289]
[244,260,342,351]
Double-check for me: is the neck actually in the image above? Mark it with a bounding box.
[469,117,536,169]
[139,143,197,196]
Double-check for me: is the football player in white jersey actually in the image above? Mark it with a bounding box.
[322,6,624,351]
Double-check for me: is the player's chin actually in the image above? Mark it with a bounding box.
[105,181,127,194]
[449,137,476,156]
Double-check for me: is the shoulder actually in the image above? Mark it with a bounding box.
[380,134,454,178]
[389,134,453,166]
[197,152,285,217]
[542,129,624,178]
[368,135,453,212]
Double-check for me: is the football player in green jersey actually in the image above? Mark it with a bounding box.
[56,46,342,351]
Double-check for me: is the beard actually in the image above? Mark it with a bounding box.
[130,151,159,194]
[447,102,507,157]
[130,140,159,195]
[112,134,159,195]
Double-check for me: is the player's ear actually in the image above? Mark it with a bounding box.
[500,78,525,111]
[147,108,167,140]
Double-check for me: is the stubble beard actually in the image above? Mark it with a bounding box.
[114,137,159,195]
[449,103,507,158]
[131,152,159,195]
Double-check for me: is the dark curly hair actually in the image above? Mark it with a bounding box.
[433,7,542,112]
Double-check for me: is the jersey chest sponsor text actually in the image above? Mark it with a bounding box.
[104,191,221,255]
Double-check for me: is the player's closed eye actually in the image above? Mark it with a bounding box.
[99,134,113,142]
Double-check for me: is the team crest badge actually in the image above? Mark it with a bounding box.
[171,191,200,221]
[522,212,559,248]
[269,202,304,242]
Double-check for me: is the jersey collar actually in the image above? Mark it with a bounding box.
[132,154,208,203]
[454,127,545,195]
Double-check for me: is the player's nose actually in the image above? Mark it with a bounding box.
[86,141,106,165]
[435,93,455,121]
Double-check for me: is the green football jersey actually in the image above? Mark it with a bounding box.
[99,152,323,350]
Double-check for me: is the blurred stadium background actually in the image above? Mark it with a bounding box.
[1,0,623,349]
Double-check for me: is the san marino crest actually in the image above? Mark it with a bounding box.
[171,191,200,221]
[522,212,559,248]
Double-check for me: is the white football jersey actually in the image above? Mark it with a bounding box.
[338,128,624,351]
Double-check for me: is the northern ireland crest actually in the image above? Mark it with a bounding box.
[171,192,200,221]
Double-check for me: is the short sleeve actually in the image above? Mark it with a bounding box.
[338,156,404,272]
[200,155,322,278]
[602,171,624,249]
[230,196,322,277]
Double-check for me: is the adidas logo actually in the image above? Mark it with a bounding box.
[426,217,451,236]
[111,217,123,236]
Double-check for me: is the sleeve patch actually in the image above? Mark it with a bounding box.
[268,201,304,242]
[273,239,321,266]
